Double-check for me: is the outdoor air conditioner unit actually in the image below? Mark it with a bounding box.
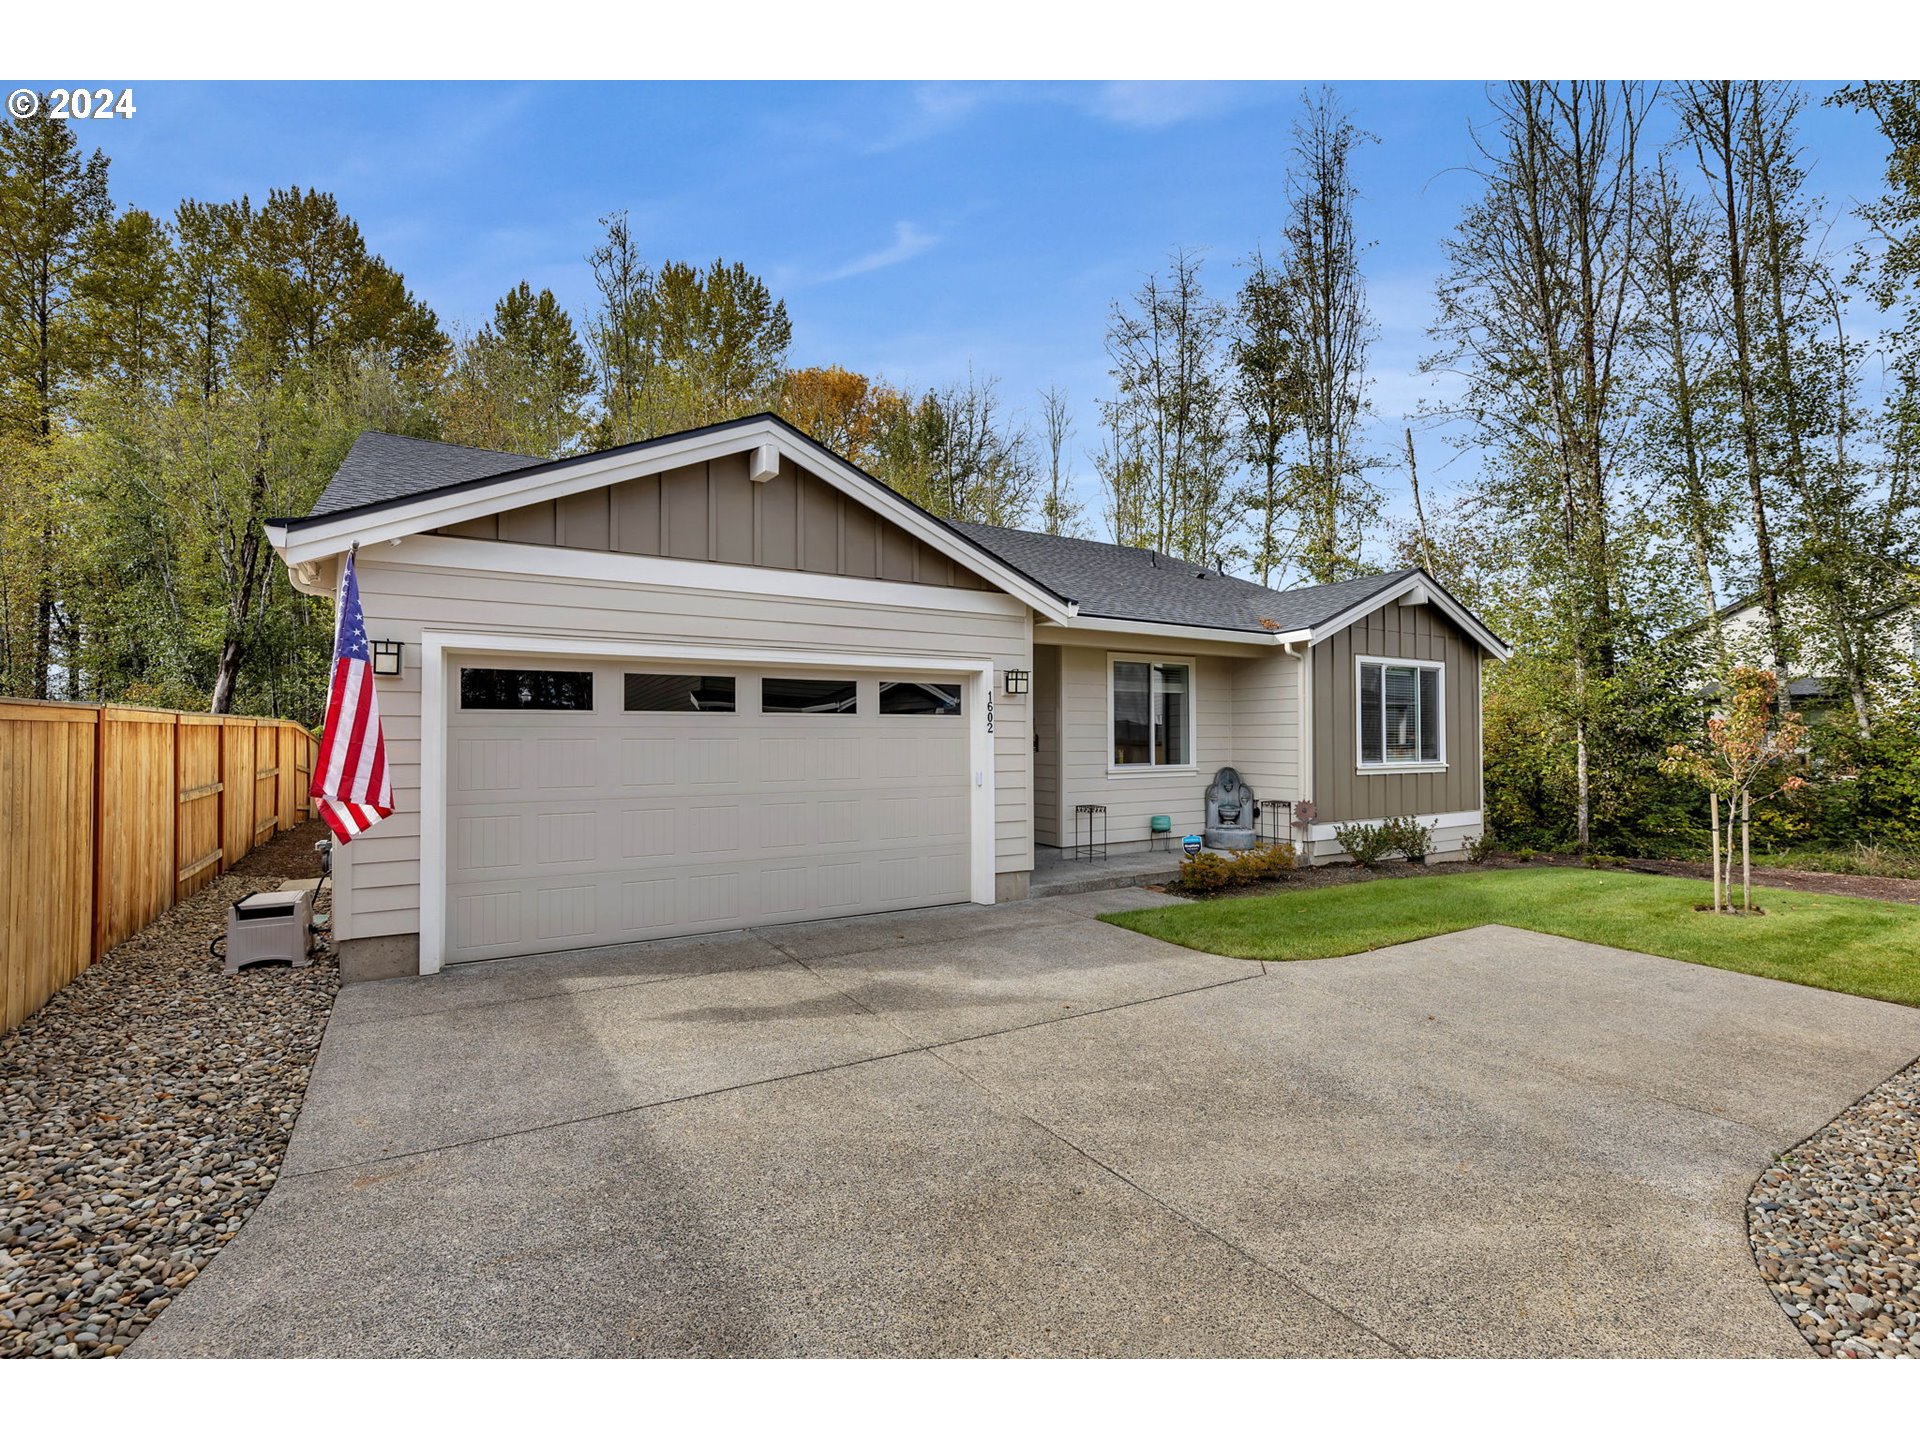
[221,889,315,974]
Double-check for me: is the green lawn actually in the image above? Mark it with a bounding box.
[1102,866,1920,1007]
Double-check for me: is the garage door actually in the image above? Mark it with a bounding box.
[443,659,973,963]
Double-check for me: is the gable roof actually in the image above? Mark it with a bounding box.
[952,522,1419,636]
[313,432,536,517]
[273,415,1508,656]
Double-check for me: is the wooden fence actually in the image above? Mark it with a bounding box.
[0,700,319,1032]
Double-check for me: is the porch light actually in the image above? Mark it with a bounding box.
[371,639,403,677]
[1004,668,1030,696]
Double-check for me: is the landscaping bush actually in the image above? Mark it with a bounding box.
[1332,821,1397,867]
[1229,842,1296,883]
[1176,843,1296,894]
[1464,830,1498,863]
[1384,815,1435,863]
[1176,851,1235,893]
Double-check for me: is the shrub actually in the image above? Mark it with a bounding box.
[1228,842,1296,883]
[1332,821,1397,867]
[1176,851,1234,894]
[1176,843,1296,894]
[1385,815,1435,862]
[1464,830,1498,863]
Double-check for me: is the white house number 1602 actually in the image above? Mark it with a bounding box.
[986,694,994,735]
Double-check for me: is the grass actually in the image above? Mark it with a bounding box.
[1103,866,1920,1007]
[1751,842,1920,881]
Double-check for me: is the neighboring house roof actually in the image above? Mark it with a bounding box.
[952,521,1419,636]
[277,416,1509,656]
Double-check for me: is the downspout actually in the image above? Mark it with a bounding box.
[1284,640,1314,864]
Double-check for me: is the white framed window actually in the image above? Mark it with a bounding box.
[1356,655,1445,769]
[1109,655,1194,769]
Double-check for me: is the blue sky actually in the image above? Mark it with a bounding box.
[69,80,1892,545]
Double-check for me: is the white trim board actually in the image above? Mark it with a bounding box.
[268,416,1076,624]
[1309,810,1482,843]
[369,534,1031,619]
[1310,571,1513,661]
[416,630,998,975]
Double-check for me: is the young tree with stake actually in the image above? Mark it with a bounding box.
[1660,667,1808,914]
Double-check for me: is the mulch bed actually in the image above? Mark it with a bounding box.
[1,821,336,1358]
[1750,1057,1920,1357]
[1164,851,1920,906]
[1617,857,1920,906]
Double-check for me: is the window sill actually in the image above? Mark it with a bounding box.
[1356,763,1449,775]
[1106,765,1200,778]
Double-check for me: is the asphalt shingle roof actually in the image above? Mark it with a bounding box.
[299,427,1427,637]
[951,522,1416,634]
[309,431,538,518]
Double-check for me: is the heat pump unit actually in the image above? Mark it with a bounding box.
[222,890,315,974]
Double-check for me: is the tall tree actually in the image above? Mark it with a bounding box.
[1428,81,1650,852]
[443,281,592,458]
[1231,247,1302,585]
[1036,385,1083,536]
[584,213,791,445]
[1098,247,1235,563]
[1278,87,1380,583]
[1677,81,1794,691]
[1639,155,1732,664]
[0,103,111,695]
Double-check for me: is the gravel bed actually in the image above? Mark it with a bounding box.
[1750,1056,1920,1357]
[1,865,337,1358]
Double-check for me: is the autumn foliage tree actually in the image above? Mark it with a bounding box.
[1660,667,1809,913]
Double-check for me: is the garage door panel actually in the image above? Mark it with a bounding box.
[445,663,977,963]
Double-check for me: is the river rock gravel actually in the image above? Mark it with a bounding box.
[1,865,336,1359]
[1750,1056,1920,1358]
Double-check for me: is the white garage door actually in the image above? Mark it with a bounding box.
[443,659,973,964]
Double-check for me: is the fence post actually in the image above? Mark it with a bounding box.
[91,705,108,962]
[215,717,228,876]
[170,713,182,904]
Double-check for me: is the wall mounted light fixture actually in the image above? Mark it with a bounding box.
[1004,668,1030,696]
[371,639,403,677]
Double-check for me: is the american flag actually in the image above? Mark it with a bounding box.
[310,549,393,843]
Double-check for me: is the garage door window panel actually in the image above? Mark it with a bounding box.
[762,677,859,714]
[624,673,737,713]
[460,667,594,711]
[879,681,962,716]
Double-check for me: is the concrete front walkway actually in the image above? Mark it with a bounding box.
[138,891,1920,1358]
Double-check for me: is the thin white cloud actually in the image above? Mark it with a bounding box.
[818,220,939,283]
[1078,81,1255,129]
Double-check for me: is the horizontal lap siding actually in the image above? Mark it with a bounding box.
[335,556,1033,942]
[1231,650,1302,815]
[1311,601,1483,824]
[1032,645,1062,848]
[1054,646,1238,848]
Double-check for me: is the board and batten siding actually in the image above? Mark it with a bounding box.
[1051,645,1239,850]
[1310,599,1483,824]
[435,453,986,591]
[330,549,1032,945]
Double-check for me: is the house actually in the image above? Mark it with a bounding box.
[267,414,1510,981]
[1677,585,1920,713]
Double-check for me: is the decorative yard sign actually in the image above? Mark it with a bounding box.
[1182,834,1203,857]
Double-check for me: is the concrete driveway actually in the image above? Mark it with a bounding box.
[138,888,1920,1358]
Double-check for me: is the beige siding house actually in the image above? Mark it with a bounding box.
[268,414,1509,981]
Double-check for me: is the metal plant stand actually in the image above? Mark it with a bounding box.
[1074,803,1108,863]
[1255,799,1293,849]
